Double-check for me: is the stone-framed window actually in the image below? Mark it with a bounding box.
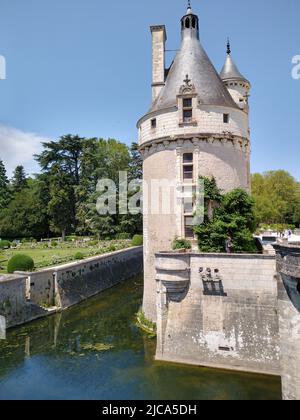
[182,152,194,183]
[182,98,193,123]
[184,216,194,239]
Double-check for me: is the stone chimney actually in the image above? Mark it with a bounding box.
[150,25,167,102]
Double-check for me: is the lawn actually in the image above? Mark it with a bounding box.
[0,239,131,274]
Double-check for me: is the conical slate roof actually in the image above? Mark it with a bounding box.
[150,30,238,113]
[220,53,249,84]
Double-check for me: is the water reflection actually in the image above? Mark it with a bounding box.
[0,276,281,400]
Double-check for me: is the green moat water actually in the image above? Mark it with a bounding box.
[0,275,281,400]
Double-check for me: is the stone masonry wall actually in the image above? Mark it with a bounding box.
[156,252,280,376]
[138,105,249,146]
[55,247,143,309]
[0,247,143,329]
[274,244,300,400]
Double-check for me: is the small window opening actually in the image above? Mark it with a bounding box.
[185,18,190,29]
[183,98,192,108]
[223,114,229,124]
[183,110,192,123]
[183,153,193,164]
[184,216,194,239]
[151,118,157,129]
[183,165,193,181]
[192,17,196,28]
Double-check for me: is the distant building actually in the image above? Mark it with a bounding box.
[137,4,251,321]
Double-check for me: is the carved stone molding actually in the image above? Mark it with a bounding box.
[140,134,250,159]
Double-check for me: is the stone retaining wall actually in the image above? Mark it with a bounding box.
[274,244,300,400]
[0,247,143,329]
[156,252,280,376]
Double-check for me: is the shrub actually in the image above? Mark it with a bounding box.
[172,238,192,251]
[116,233,131,240]
[108,245,116,252]
[89,240,99,247]
[74,252,84,260]
[0,240,11,249]
[51,241,58,247]
[194,178,258,253]
[132,235,143,247]
[7,254,35,274]
[65,235,77,242]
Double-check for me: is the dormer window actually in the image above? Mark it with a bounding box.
[183,97,193,123]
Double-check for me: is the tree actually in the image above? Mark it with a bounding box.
[251,171,300,226]
[195,178,257,253]
[48,165,75,240]
[0,178,50,239]
[11,165,27,193]
[35,135,86,233]
[35,134,85,184]
[0,160,10,211]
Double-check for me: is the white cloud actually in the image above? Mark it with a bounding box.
[0,124,51,177]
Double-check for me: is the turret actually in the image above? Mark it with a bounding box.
[220,40,251,112]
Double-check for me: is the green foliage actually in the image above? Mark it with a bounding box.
[0,178,50,239]
[0,240,11,249]
[11,165,27,193]
[136,309,156,337]
[74,252,84,260]
[172,238,192,250]
[0,160,11,211]
[132,235,143,246]
[7,254,35,274]
[51,241,58,247]
[116,233,132,240]
[195,178,257,253]
[107,245,116,252]
[252,171,300,227]
[88,240,99,247]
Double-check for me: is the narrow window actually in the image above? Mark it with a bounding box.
[182,97,193,123]
[183,110,192,123]
[185,18,190,28]
[183,153,193,164]
[184,200,194,214]
[151,118,157,129]
[183,165,193,181]
[183,98,192,108]
[185,216,194,239]
[223,114,229,124]
[192,17,196,28]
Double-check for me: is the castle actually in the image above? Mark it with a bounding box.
[137,4,300,400]
[138,4,251,321]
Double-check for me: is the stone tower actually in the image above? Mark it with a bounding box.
[137,4,251,321]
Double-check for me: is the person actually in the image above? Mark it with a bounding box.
[225,236,233,254]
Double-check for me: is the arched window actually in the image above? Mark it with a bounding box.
[192,17,196,28]
[185,18,190,29]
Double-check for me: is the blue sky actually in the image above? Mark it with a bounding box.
[0,0,299,179]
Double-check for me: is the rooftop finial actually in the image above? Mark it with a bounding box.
[187,0,192,13]
[227,38,231,55]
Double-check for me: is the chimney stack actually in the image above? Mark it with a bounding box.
[150,25,167,102]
